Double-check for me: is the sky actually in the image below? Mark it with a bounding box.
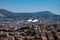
[0,0,60,15]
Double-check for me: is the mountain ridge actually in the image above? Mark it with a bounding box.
[0,9,60,20]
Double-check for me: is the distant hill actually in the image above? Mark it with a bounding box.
[0,9,60,20]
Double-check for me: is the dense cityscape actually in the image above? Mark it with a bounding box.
[0,9,60,40]
[0,0,60,40]
[0,19,60,40]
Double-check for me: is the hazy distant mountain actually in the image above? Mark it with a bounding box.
[0,9,60,20]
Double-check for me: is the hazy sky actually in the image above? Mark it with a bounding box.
[0,0,60,15]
